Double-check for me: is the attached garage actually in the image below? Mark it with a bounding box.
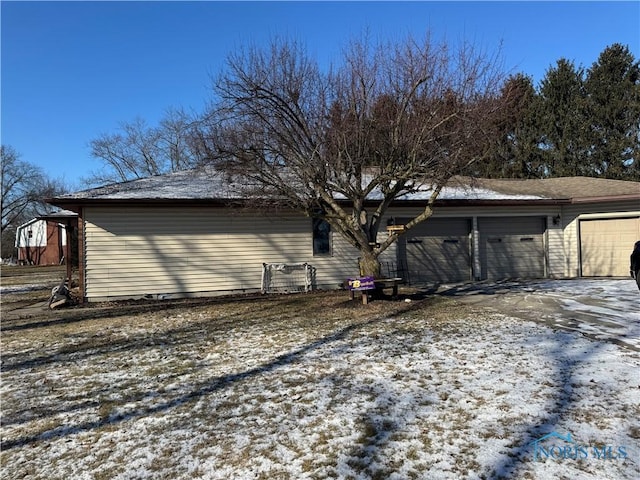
[479,217,546,280]
[579,216,640,277]
[400,218,472,283]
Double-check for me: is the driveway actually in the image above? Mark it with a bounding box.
[438,278,640,352]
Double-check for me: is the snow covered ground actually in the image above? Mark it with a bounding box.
[1,283,53,294]
[442,278,640,352]
[1,285,638,479]
[526,279,640,351]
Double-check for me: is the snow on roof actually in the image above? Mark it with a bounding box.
[38,209,78,219]
[398,185,544,201]
[55,168,234,201]
[51,167,638,204]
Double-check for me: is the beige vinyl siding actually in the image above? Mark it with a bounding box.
[546,216,565,278]
[80,201,638,300]
[388,205,560,219]
[83,207,359,300]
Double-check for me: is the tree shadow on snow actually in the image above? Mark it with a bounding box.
[0,314,383,450]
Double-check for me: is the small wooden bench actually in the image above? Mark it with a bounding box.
[373,277,404,300]
[346,276,404,304]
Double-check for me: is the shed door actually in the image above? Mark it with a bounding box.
[479,217,545,280]
[402,218,471,283]
[580,217,640,277]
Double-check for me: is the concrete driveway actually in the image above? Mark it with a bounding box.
[438,278,640,352]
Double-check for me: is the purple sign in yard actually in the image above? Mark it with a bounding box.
[346,276,376,291]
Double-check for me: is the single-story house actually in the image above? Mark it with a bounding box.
[14,211,78,266]
[48,169,639,302]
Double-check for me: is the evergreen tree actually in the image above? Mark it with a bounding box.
[584,43,640,180]
[483,74,544,178]
[537,59,589,177]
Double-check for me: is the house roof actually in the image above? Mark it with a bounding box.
[474,177,640,201]
[15,210,78,238]
[37,209,78,221]
[51,168,234,203]
[48,167,640,208]
[15,217,41,231]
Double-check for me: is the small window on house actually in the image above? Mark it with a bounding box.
[313,218,331,255]
[27,230,33,238]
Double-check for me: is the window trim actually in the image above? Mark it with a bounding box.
[312,218,332,256]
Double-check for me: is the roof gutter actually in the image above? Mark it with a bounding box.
[48,193,638,211]
[46,197,242,210]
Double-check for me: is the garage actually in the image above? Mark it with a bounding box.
[400,218,472,283]
[579,217,640,277]
[479,217,545,280]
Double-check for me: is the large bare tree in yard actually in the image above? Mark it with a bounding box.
[210,35,507,277]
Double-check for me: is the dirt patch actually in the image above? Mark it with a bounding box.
[1,265,68,287]
[0,280,460,333]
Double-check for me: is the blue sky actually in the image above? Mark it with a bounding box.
[2,1,639,188]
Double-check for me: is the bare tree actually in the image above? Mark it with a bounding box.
[210,34,507,277]
[158,107,205,172]
[1,145,66,258]
[85,109,206,186]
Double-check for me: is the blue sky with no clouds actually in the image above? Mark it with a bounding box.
[2,1,639,188]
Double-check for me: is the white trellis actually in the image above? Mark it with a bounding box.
[261,263,312,294]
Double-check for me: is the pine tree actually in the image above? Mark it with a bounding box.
[537,59,589,177]
[486,74,545,178]
[584,43,640,180]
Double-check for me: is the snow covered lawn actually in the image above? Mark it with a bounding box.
[1,290,638,479]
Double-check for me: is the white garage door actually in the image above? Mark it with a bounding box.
[402,218,471,283]
[580,217,640,277]
[479,217,545,280]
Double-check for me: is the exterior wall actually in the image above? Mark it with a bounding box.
[82,206,360,301]
[80,200,639,300]
[560,201,640,277]
[545,215,565,278]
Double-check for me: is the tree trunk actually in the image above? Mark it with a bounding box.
[359,249,381,278]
